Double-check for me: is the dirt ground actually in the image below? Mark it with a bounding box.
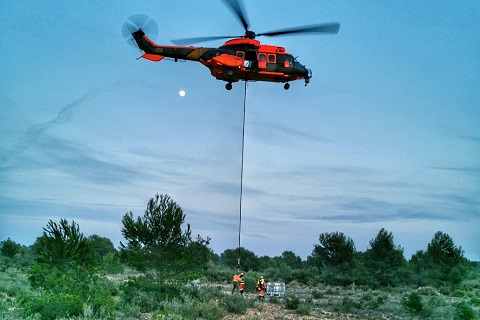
[220,288,360,320]
[221,300,357,320]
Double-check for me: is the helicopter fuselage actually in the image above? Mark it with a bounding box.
[132,30,312,90]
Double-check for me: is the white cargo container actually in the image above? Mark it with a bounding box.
[266,282,285,297]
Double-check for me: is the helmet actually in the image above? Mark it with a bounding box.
[260,275,264,279]
[240,272,244,276]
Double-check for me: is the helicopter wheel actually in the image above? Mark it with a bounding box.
[284,83,290,90]
[226,83,233,90]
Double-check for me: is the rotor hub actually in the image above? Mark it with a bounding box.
[245,30,256,39]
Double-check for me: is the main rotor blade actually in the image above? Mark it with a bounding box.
[170,35,239,46]
[221,0,249,32]
[257,22,340,37]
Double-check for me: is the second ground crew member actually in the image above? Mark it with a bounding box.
[256,275,267,299]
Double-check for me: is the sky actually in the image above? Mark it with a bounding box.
[1,1,479,262]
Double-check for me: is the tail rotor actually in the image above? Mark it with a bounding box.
[122,14,158,47]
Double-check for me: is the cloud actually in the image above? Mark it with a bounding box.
[38,136,141,185]
[16,90,102,152]
[249,118,332,147]
[430,165,480,175]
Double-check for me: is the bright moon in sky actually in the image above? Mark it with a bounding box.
[179,90,185,97]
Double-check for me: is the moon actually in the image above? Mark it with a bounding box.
[179,90,186,97]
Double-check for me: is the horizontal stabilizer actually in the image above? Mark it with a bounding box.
[142,54,164,62]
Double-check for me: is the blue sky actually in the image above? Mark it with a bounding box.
[1,1,479,261]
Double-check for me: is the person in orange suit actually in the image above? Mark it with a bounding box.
[232,272,242,294]
[238,272,245,295]
[256,275,267,299]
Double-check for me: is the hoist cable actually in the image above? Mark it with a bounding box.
[238,81,248,264]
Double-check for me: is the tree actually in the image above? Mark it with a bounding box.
[281,250,303,270]
[308,231,358,285]
[88,234,116,258]
[26,219,115,319]
[1,238,23,258]
[310,232,356,268]
[410,231,469,286]
[363,228,407,287]
[426,231,466,267]
[425,231,468,285]
[120,194,210,282]
[220,247,259,271]
[32,219,95,268]
[87,235,124,274]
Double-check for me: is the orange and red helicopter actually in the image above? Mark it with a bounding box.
[123,0,340,90]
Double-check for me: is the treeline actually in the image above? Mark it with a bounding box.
[213,228,470,289]
[0,193,477,319]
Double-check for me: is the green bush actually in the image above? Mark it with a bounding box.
[103,252,125,274]
[21,292,84,320]
[296,302,312,315]
[341,296,362,313]
[177,300,202,319]
[0,299,8,313]
[221,294,248,314]
[311,288,324,299]
[198,301,225,320]
[364,293,386,310]
[196,285,224,302]
[120,276,182,310]
[269,296,279,304]
[401,291,423,315]
[453,301,476,320]
[426,295,446,308]
[469,295,480,307]
[284,296,300,310]
[26,263,115,317]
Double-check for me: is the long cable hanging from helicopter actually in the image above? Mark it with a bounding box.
[237,80,247,268]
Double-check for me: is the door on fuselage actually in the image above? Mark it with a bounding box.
[258,53,267,69]
[266,54,276,71]
[257,53,277,71]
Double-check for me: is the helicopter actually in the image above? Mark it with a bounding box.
[123,0,340,90]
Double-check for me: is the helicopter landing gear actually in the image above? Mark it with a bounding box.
[226,82,233,90]
[284,83,290,90]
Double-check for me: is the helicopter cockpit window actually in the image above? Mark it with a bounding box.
[236,51,245,59]
[292,57,304,69]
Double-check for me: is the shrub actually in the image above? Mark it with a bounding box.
[311,288,324,299]
[401,291,423,315]
[198,301,225,320]
[427,295,446,308]
[177,300,202,319]
[269,296,279,304]
[365,294,386,310]
[453,301,476,320]
[284,296,300,310]
[120,279,175,312]
[21,292,84,320]
[222,294,248,314]
[470,295,480,307]
[103,252,125,274]
[0,299,8,313]
[341,296,362,313]
[196,285,224,302]
[296,302,312,315]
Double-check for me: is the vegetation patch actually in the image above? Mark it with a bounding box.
[1,194,479,319]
